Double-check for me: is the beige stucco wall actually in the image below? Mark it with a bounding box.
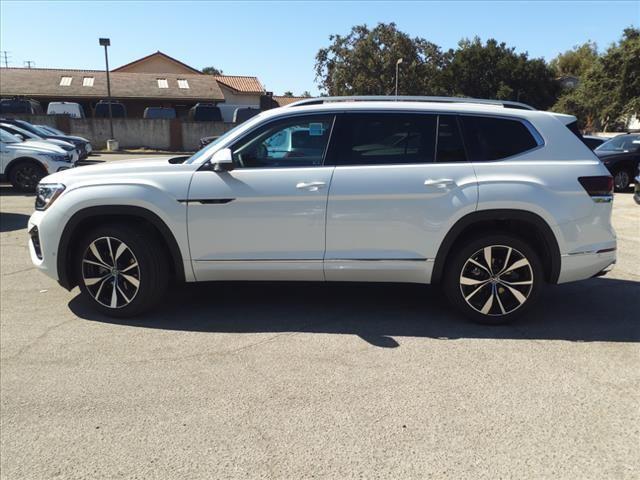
[116,56,198,75]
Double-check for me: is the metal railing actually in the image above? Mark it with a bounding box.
[283,95,536,111]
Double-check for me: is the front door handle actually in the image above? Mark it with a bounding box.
[424,178,456,188]
[296,181,326,191]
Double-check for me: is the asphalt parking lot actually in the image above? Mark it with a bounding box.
[1,156,639,479]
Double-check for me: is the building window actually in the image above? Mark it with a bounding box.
[157,78,169,88]
[177,79,189,89]
[82,77,94,87]
[59,76,72,86]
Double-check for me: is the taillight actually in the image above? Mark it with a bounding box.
[578,176,613,202]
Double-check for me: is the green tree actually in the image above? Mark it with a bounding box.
[202,66,223,75]
[444,37,559,109]
[301,91,312,97]
[549,42,598,78]
[283,91,294,97]
[553,28,640,131]
[315,22,450,96]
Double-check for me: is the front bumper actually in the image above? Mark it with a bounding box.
[634,177,640,205]
[28,209,63,283]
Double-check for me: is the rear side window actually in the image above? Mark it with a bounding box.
[461,116,540,161]
[331,113,437,165]
[436,115,466,162]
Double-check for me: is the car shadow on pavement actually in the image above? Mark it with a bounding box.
[0,184,34,197]
[69,276,640,347]
[0,212,29,232]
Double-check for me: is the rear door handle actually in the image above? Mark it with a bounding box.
[424,178,456,188]
[296,181,326,191]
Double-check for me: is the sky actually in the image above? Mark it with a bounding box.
[0,1,638,95]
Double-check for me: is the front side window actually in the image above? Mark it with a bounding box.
[460,115,540,161]
[231,115,334,168]
[331,113,437,165]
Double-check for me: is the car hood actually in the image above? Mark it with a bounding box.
[45,134,89,144]
[7,140,66,154]
[43,156,189,184]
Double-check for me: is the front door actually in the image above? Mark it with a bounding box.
[188,114,336,281]
[324,112,478,283]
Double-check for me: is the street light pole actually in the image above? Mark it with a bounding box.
[395,58,403,100]
[99,38,114,141]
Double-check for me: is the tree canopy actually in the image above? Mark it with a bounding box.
[552,28,640,131]
[202,66,223,75]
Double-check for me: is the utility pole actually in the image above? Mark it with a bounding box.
[0,51,10,68]
[99,38,115,142]
[395,58,403,99]
[24,60,35,68]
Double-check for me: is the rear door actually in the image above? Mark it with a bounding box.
[324,112,478,283]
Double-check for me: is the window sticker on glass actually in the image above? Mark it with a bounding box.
[308,123,324,136]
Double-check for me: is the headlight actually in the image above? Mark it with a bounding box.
[42,152,68,162]
[35,183,65,211]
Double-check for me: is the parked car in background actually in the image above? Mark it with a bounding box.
[233,107,260,124]
[0,123,79,159]
[35,125,66,136]
[634,165,640,204]
[582,135,606,150]
[28,96,616,324]
[188,103,222,122]
[0,98,43,115]
[0,129,75,191]
[594,133,640,191]
[47,102,85,119]
[0,119,92,159]
[94,100,127,118]
[143,107,176,120]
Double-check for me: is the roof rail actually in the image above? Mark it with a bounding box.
[283,95,536,111]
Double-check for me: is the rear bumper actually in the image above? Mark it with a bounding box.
[557,249,616,283]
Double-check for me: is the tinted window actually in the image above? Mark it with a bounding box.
[232,115,334,168]
[436,115,466,162]
[190,105,222,122]
[95,102,126,118]
[461,116,539,161]
[331,113,436,165]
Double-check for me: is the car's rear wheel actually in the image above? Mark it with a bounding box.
[443,234,543,325]
[9,161,47,192]
[75,224,169,317]
[613,169,631,192]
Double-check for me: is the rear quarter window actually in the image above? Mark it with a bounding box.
[461,116,540,161]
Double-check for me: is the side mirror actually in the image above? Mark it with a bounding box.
[211,148,234,172]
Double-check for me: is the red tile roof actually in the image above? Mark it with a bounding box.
[213,75,265,94]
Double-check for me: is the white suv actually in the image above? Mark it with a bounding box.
[27,97,617,324]
[1,129,77,191]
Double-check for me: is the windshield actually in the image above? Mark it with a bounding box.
[38,125,64,135]
[0,129,21,143]
[2,124,38,139]
[29,124,56,136]
[186,113,266,164]
[595,134,640,153]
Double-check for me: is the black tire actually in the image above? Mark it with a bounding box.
[443,233,544,325]
[74,224,169,317]
[8,160,47,192]
[613,169,632,192]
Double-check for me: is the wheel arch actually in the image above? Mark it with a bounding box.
[57,205,185,290]
[5,156,47,177]
[432,209,561,285]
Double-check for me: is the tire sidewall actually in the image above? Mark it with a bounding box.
[443,233,544,325]
[74,224,167,317]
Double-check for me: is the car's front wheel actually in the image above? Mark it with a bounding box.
[9,160,47,192]
[75,224,169,317]
[443,234,543,324]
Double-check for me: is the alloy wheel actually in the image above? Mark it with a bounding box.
[614,171,629,190]
[459,245,534,316]
[81,236,140,309]
[15,165,43,190]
